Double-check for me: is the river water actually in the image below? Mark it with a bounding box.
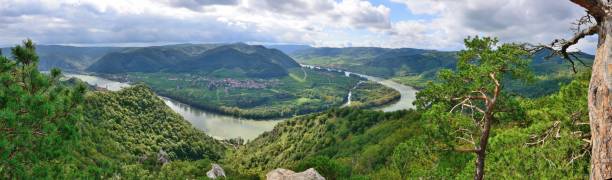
[64,69,417,140]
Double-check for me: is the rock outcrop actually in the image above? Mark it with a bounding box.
[266,168,325,180]
[207,163,226,179]
[157,149,169,165]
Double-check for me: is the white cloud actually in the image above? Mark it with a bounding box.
[0,0,596,53]
[386,0,595,52]
[0,0,391,46]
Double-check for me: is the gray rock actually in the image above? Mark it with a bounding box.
[207,163,226,179]
[266,168,325,180]
[157,149,169,165]
[267,168,296,180]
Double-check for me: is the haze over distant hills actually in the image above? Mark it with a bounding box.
[1,45,123,72]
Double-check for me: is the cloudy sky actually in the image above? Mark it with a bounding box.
[0,0,597,52]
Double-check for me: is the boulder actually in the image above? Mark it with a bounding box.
[207,163,226,179]
[157,149,169,165]
[267,168,296,180]
[266,168,325,180]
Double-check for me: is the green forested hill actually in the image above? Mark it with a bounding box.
[73,84,235,179]
[84,85,226,161]
[87,43,300,78]
[226,72,591,179]
[0,41,234,179]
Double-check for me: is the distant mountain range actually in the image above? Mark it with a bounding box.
[1,45,123,72]
[290,46,594,77]
[87,43,300,78]
[1,43,301,78]
[1,43,594,80]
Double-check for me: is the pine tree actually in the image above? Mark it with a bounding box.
[415,37,533,180]
[0,39,86,178]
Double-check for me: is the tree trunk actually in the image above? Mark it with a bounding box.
[589,15,612,180]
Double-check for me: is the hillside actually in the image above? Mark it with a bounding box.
[1,45,122,72]
[65,84,232,178]
[226,72,591,179]
[88,43,300,78]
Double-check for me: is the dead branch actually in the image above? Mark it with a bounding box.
[525,121,561,146]
[522,17,599,73]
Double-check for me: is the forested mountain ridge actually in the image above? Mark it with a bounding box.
[291,47,593,78]
[1,45,122,72]
[87,43,300,78]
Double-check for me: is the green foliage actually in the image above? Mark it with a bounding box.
[228,70,590,179]
[84,85,226,161]
[231,37,590,179]
[415,36,532,111]
[0,40,86,178]
[392,138,438,179]
[226,108,432,178]
[295,156,351,179]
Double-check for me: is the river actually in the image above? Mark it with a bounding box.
[301,65,418,112]
[64,68,417,140]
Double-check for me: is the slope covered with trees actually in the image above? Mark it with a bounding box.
[88,43,299,78]
[226,68,591,179]
[0,41,237,179]
[226,37,593,179]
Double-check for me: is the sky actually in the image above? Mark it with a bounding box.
[0,0,598,52]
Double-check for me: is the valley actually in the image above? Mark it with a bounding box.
[64,63,416,140]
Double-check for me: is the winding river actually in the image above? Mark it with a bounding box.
[64,68,417,140]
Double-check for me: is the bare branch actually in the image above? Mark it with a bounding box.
[522,24,598,73]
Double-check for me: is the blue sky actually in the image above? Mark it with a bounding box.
[0,0,597,52]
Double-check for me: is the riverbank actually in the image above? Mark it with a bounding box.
[64,71,417,139]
